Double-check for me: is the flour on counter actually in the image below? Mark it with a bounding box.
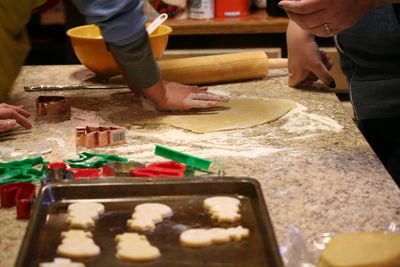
[97,128,286,163]
[281,104,343,134]
[93,102,344,162]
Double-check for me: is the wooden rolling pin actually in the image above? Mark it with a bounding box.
[158,51,287,85]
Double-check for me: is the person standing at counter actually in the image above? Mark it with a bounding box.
[0,0,228,132]
[280,0,400,185]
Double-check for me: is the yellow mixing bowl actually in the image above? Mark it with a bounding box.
[66,24,172,77]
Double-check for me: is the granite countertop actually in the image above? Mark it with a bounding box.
[1,65,399,266]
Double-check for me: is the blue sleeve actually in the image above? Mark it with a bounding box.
[71,0,147,46]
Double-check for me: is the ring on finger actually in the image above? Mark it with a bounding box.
[323,23,334,36]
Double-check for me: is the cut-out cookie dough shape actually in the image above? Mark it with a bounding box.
[39,258,85,267]
[204,196,241,222]
[57,230,100,258]
[127,203,173,231]
[180,226,249,247]
[66,202,105,228]
[115,232,161,261]
[109,98,297,133]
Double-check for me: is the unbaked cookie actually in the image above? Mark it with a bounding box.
[39,258,85,267]
[66,202,105,228]
[127,203,173,231]
[115,232,161,261]
[180,226,249,247]
[57,230,100,258]
[204,196,241,222]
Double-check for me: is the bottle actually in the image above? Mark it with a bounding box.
[188,0,215,19]
[266,0,287,17]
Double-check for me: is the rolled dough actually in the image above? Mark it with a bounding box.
[108,98,296,133]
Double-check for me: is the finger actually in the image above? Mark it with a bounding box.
[320,50,333,70]
[0,119,16,132]
[0,109,32,129]
[184,99,219,108]
[279,0,326,15]
[308,61,336,88]
[0,104,30,117]
[190,93,230,102]
[197,86,208,92]
[191,86,209,93]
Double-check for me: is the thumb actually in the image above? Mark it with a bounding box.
[0,119,17,132]
[288,69,310,87]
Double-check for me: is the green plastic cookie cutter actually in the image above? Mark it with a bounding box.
[154,144,223,176]
[0,156,49,185]
[64,152,128,169]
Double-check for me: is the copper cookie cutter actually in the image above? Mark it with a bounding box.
[36,96,71,116]
[76,126,126,148]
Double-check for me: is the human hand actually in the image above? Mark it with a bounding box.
[143,80,230,110]
[287,20,335,87]
[279,0,381,37]
[0,103,32,132]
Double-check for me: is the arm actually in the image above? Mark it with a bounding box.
[72,0,228,110]
[286,20,335,88]
[280,0,400,36]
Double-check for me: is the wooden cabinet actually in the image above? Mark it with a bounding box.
[165,10,289,35]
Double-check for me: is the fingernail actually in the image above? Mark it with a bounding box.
[278,4,284,9]
[329,80,336,88]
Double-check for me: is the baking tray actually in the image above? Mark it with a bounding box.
[16,177,283,267]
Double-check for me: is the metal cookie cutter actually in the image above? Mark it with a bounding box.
[0,182,36,219]
[46,162,110,182]
[76,126,126,148]
[36,96,71,122]
[103,161,145,176]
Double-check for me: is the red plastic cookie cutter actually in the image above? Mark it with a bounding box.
[46,162,111,180]
[0,182,36,219]
[131,161,186,178]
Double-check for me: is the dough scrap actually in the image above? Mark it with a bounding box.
[57,230,100,258]
[127,203,173,231]
[108,98,297,133]
[318,232,400,267]
[180,226,249,247]
[66,202,104,228]
[204,196,241,222]
[115,233,161,261]
[39,258,85,267]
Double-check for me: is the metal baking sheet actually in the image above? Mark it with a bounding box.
[16,177,283,267]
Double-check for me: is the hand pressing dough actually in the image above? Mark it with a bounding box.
[127,203,173,231]
[318,232,400,267]
[109,98,297,133]
[204,196,241,222]
[66,202,104,228]
[57,230,100,258]
[115,233,161,261]
[180,226,249,247]
[39,258,85,267]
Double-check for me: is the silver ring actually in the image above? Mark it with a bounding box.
[323,23,334,36]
